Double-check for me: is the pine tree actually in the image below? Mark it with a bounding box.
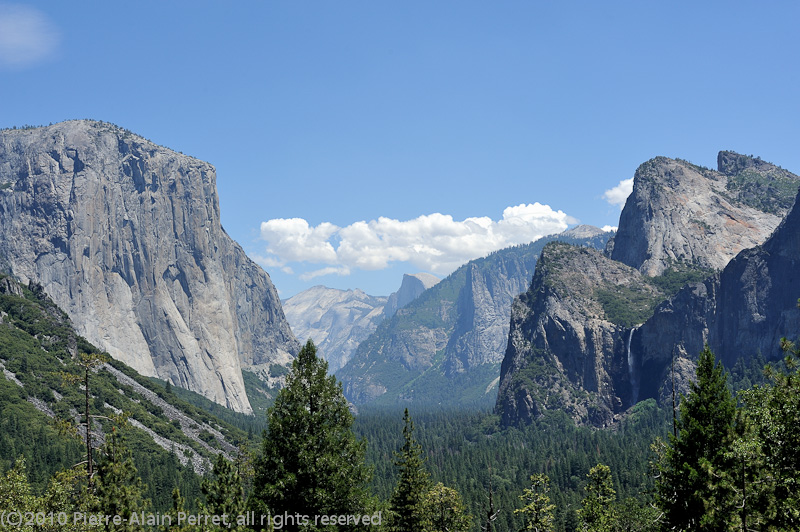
[249,340,373,531]
[93,427,147,531]
[0,458,36,532]
[514,474,555,532]
[389,408,431,532]
[201,454,247,531]
[579,464,615,532]
[656,346,736,531]
[736,336,800,529]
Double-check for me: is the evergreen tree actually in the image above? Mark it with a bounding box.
[388,408,430,532]
[419,483,472,532]
[249,340,372,531]
[579,464,615,532]
[514,474,555,532]
[162,488,195,532]
[736,337,800,529]
[0,458,36,532]
[655,346,736,531]
[93,427,147,531]
[201,454,247,532]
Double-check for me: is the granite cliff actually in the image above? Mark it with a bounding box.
[0,120,300,413]
[495,243,668,427]
[497,152,800,426]
[609,152,796,275]
[634,184,800,404]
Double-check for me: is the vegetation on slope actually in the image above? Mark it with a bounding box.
[0,274,252,510]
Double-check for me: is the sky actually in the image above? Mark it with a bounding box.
[2,1,799,298]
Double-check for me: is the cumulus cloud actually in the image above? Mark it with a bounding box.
[258,203,576,278]
[0,4,60,68]
[601,225,617,232]
[602,177,634,209]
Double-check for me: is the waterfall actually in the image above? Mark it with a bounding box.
[627,326,640,405]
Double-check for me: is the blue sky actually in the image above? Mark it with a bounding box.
[2,1,799,298]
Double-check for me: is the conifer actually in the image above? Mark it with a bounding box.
[388,408,430,532]
[249,340,372,531]
[656,346,736,531]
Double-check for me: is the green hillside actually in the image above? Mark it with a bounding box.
[0,274,253,510]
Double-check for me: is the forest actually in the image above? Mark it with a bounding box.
[1,274,799,531]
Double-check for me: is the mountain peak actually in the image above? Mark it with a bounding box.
[384,273,440,318]
[563,225,606,239]
[609,152,799,275]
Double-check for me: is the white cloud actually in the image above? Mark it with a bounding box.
[299,266,351,281]
[602,177,634,209]
[258,203,575,278]
[0,4,59,68]
[601,225,617,232]
[260,218,339,263]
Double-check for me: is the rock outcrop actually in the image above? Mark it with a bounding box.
[497,151,800,427]
[495,243,668,427]
[0,120,300,413]
[634,185,800,404]
[338,228,612,407]
[384,273,440,318]
[609,153,797,275]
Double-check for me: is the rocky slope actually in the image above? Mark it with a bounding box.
[338,227,612,407]
[283,273,439,373]
[0,273,245,474]
[497,151,800,427]
[608,152,798,275]
[0,121,300,413]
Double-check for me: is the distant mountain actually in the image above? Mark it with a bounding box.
[384,273,440,318]
[337,226,612,408]
[0,120,300,413]
[283,287,388,373]
[497,152,800,427]
[283,273,439,372]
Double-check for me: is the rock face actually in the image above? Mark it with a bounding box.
[282,286,388,373]
[495,243,668,427]
[635,186,800,403]
[338,228,612,407]
[0,120,300,413]
[384,273,440,318]
[609,154,797,275]
[497,151,800,427]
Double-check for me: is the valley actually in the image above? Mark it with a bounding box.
[1,121,799,531]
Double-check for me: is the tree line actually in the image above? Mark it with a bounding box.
[1,334,798,531]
